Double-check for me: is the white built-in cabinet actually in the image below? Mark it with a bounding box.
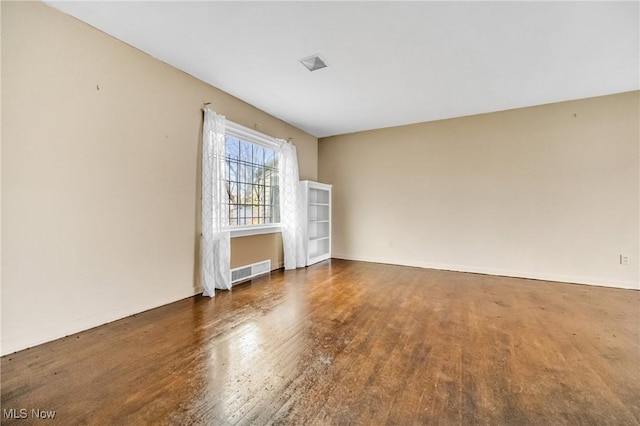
[300,180,332,266]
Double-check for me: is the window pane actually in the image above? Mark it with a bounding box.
[228,161,238,184]
[240,141,252,163]
[264,149,274,166]
[228,182,237,204]
[226,136,240,160]
[253,145,264,166]
[238,183,246,205]
[229,209,237,226]
[224,133,280,227]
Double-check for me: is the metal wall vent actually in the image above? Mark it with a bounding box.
[231,260,271,285]
[300,54,328,72]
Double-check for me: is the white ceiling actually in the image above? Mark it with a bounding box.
[46,1,639,138]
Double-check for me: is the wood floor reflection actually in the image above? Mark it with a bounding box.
[2,259,639,425]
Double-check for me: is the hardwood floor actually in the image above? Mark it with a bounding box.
[1,259,639,425]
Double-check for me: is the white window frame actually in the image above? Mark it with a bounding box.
[225,121,282,238]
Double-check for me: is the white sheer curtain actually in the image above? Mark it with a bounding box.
[278,140,305,269]
[201,109,231,296]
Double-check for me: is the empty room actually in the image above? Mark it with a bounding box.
[1,1,639,425]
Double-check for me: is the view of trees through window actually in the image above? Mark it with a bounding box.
[225,136,280,226]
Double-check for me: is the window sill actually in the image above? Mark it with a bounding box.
[230,225,281,238]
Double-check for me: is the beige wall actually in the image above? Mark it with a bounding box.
[231,234,283,270]
[319,92,639,289]
[1,2,317,355]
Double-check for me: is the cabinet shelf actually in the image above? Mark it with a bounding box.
[300,181,332,267]
[309,252,330,262]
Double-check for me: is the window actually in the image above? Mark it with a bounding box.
[224,122,280,235]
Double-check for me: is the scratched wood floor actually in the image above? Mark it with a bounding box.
[2,259,639,425]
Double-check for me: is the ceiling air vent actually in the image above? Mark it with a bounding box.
[299,54,328,72]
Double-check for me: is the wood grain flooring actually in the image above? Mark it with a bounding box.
[1,259,639,425]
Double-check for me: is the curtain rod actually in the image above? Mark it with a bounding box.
[202,103,294,145]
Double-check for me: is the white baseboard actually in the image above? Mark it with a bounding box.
[2,263,287,356]
[1,288,202,356]
[332,253,639,290]
[4,256,635,356]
